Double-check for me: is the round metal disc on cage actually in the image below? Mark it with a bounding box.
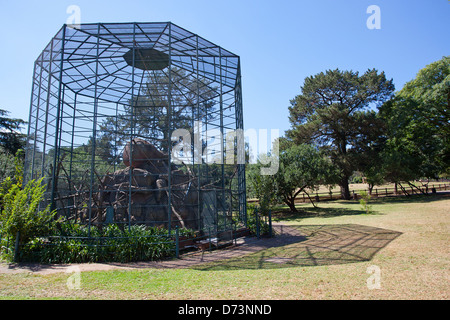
[123,48,170,71]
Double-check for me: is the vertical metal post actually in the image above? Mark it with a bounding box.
[167,23,173,235]
[218,48,226,233]
[175,225,179,258]
[235,59,246,228]
[88,23,101,237]
[50,25,66,212]
[114,102,119,173]
[128,23,137,233]
[30,56,44,181]
[255,207,260,239]
[208,227,212,251]
[233,220,237,245]
[25,59,39,183]
[268,209,272,238]
[195,35,201,232]
[40,28,56,182]
[68,93,77,183]
[14,231,20,262]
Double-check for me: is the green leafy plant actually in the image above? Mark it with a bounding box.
[243,203,271,237]
[359,190,373,214]
[0,177,56,245]
[19,224,176,264]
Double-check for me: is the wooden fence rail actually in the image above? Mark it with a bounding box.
[247,182,448,205]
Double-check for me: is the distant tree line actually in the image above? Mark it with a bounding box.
[0,109,26,183]
[1,57,448,213]
[247,56,449,212]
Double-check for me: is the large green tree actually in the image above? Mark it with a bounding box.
[379,56,450,183]
[0,109,26,155]
[275,143,336,211]
[247,143,336,213]
[287,68,394,199]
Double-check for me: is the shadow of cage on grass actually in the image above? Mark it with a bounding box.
[191,224,402,271]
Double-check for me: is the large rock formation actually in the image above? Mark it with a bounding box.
[122,138,167,168]
[97,138,200,230]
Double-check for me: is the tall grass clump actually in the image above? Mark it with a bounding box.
[359,190,373,214]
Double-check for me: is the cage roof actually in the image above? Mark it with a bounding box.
[35,22,240,103]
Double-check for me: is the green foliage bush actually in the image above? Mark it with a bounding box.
[20,224,176,264]
[246,161,276,215]
[244,203,271,237]
[359,190,373,214]
[0,176,56,261]
[0,148,16,185]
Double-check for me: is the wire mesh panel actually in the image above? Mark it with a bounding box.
[24,22,246,236]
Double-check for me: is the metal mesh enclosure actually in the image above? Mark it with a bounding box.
[25,22,246,235]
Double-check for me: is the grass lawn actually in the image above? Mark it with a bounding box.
[0,193,448,300]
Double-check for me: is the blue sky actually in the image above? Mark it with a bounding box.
[0,0,449,139]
